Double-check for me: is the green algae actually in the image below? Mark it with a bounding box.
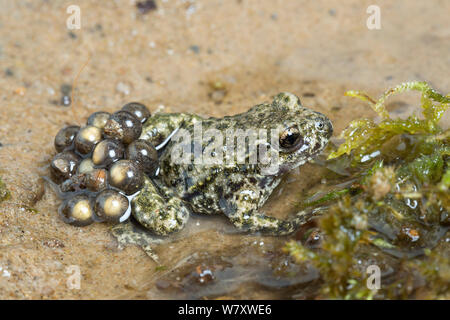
[0,176,10,203]
[329,81,449,165]
[285,82,449,299]
[155,265,168,272]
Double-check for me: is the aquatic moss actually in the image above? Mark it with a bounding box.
[413,248,450,298]
[286,197,376,299]
[285,82,449,299]
[439,167,450,191]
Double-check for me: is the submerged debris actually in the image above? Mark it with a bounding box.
[208,80,228,105]
[60,84,72,107]
[0,176,10,203]
[136,0,157,14]
[285,82,449,299]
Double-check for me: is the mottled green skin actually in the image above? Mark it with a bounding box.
[132,93,333,236]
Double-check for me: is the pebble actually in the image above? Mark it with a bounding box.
[116,82,131,95]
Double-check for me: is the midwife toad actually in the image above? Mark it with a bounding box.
[128,92,333,236]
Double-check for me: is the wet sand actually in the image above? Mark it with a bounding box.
[0,0,448,299]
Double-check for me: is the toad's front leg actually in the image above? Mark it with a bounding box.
[221,185,313,236]
[227,208,313,236]
[132,176,190,236]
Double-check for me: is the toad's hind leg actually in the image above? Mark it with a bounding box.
[131,176,190,236]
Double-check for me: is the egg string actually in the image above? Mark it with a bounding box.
[71,53,92,126]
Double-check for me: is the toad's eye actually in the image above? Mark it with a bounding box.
[279,126,304,149]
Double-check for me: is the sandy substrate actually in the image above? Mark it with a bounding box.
[0,0,448,299]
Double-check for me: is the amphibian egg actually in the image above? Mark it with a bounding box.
[54,125,80,152]
[50,151,80,183]
[87,111,111,129]
[94,189,130,222]
[77,158,95,174]
[109,160,144,195]
[59,168,107,193]
[85,168,108,192]
[59,194,94,226]
[74,125,103,155]
[103,111,142,144]
[92,139,125,166]
[126,139,158,175]
[121,102,151,123]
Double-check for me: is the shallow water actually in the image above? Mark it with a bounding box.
[0,0,448,299]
